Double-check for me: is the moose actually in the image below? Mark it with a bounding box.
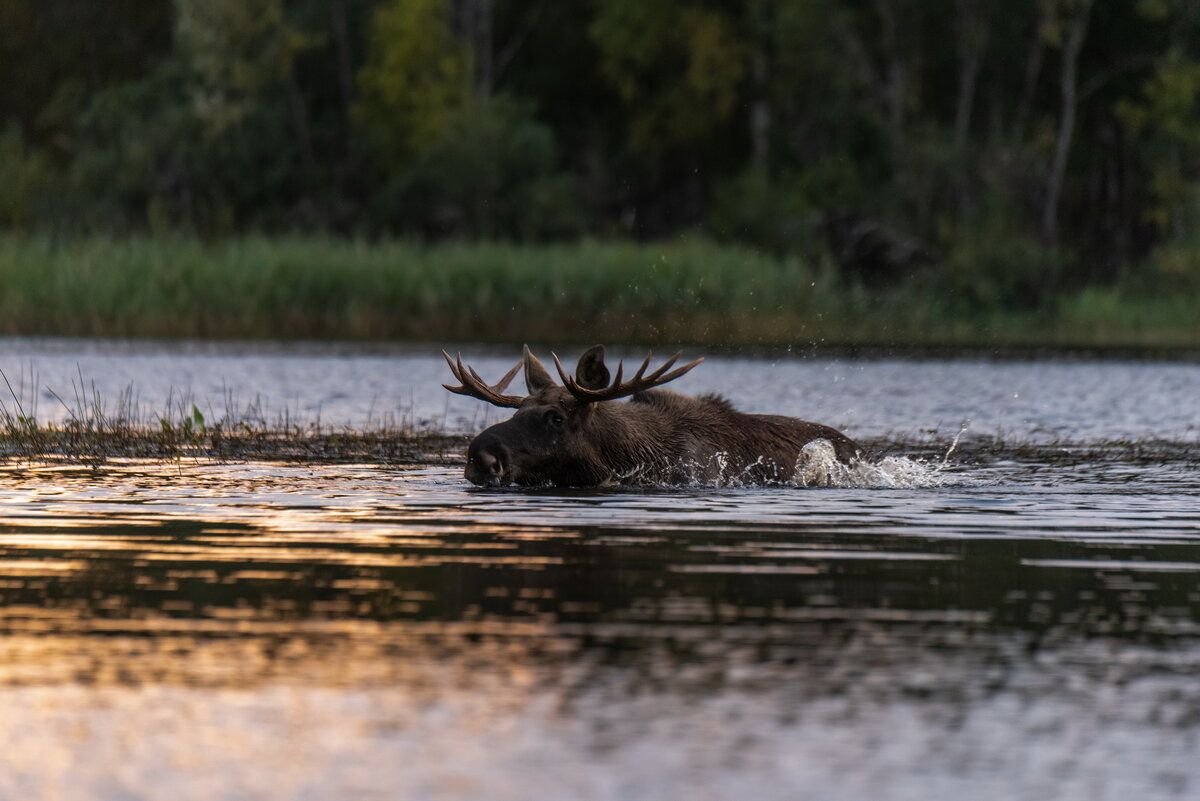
[443,345,864,488]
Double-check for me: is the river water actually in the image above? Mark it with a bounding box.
[1,338,1199,800]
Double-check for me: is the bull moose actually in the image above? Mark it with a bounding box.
[443,345,864,487]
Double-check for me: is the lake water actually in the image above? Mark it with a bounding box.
[1,338,1199,800]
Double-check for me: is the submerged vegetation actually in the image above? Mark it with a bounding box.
[1,235,1198,349]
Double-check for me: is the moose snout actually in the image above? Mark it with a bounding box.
[466,440,511,487]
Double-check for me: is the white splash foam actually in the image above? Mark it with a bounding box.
[791,439,951,489]
[608,434,961,489]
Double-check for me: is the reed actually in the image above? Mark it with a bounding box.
[1,234,1197,348]
[4,366,1195,467]
[0,367,465,465]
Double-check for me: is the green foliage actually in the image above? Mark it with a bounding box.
[942,216,1065,310]
[590,0,746,156]
[1,234,1195,348]
[176,0,318,137]
[5,0,1200,317]
[370,96,580,239]
[0,125,51,229]
[63,63,208,233]
[1143,186,1200,288]
[709,168,817,254]
[0,235,803,341]
[53,0,340,234]
[1057,283,1200,347]
[0,0,171,132]
[355,1,576,238]
[1118,52,1200,234]
[356,0,470,165]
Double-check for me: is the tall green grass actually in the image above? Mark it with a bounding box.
[1,235,1197,348]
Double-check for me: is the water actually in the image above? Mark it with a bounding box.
[3,337,1199,441]
[2,338,1200,800]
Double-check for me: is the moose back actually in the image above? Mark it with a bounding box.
[444,345,863,487]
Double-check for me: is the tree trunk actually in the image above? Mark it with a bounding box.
[827,1,903,151]
[1041,0,1092,244]
[750,46,771,169]
[477,0,493,99]
[953,0,987,157]
[286,74,317,175]
[328,0,354,125]
[494,0,547,87]
[874,0,907,157]
[953,0,989,212]
[456,0,493,99]
[1014,0,1052,139]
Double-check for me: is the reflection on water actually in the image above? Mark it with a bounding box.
[2,459,1200,799]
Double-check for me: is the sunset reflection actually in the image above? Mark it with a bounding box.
[2,459,1200,799]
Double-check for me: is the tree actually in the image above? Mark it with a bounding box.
[1040,0,1094,243]
[176,0,320,171]
[356,0,470,168]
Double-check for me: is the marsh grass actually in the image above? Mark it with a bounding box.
[0,411,468,465]
[3,235,1198,348]
[2,369,1193,469]
[0,368,466,465]
[870,432,1200,467]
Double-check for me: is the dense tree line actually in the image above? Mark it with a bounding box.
[3,0,1200,304]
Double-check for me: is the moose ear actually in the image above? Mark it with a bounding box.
[575,345,611,390]
[523,345,557,393]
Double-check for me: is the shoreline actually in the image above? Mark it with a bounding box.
[3,236,1198,351]
[2,333,1200,363]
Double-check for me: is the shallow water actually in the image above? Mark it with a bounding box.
[3,337,1200,441]
[2,339,1200,800]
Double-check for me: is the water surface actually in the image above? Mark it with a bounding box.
[3,337,1199,441]
[1,339,1199,800]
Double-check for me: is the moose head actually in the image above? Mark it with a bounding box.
[443,345,703,487]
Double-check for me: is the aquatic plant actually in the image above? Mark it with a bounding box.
[0,367,465,465]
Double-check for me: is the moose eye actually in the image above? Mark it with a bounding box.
[544,410,565,427]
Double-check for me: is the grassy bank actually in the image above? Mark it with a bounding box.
[1,235,1197,348]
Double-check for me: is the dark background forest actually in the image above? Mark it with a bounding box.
[3,0,1200,313]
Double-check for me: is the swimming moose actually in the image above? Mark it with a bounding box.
[443,345,864,487]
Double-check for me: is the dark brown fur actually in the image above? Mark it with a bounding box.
[446,346,863,488]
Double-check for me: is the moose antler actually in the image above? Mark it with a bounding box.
[442,351,525,408]
[551,350,703,403]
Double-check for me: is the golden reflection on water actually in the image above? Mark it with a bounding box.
[3,459,1200,799]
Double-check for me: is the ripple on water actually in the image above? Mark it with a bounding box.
[1,449,1200,800]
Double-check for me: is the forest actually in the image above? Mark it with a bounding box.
[3,0,1200,321]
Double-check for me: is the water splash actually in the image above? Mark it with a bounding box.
[792,439,952,489]
[627,440,959,490]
